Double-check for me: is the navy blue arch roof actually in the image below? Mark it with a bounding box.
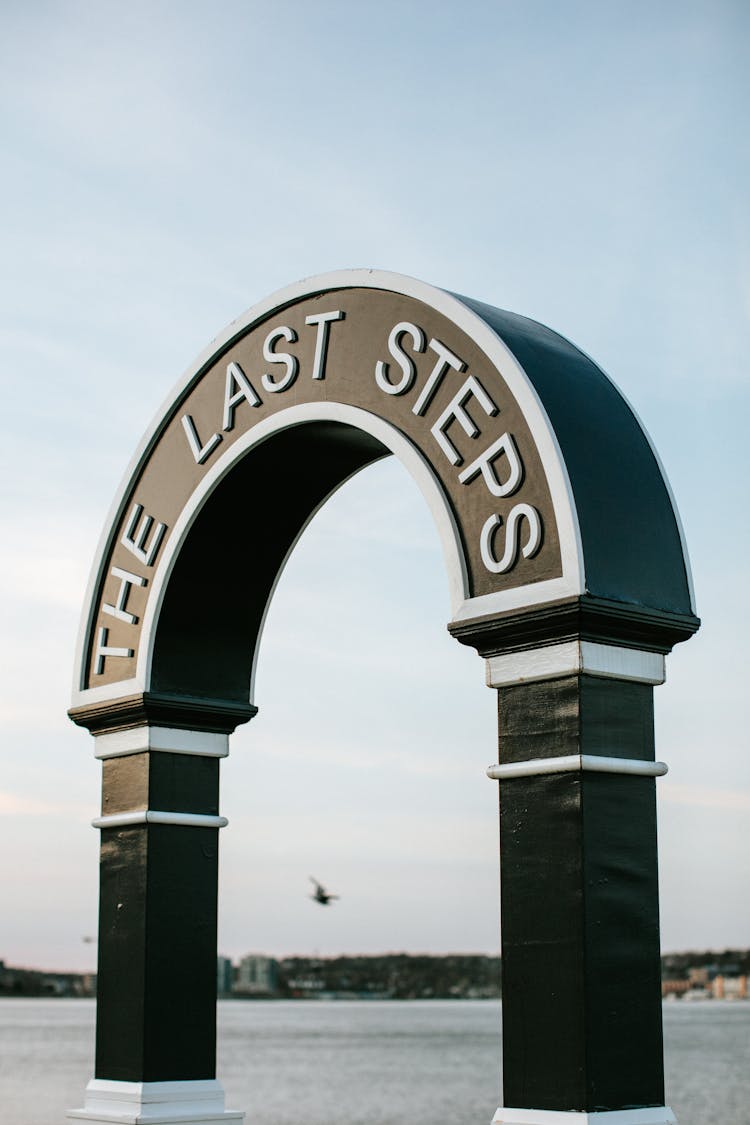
[456,294,695,617]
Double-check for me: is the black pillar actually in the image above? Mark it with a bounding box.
[95,753,221,1081]
[497,675,663,1113]
[69,693,255,1088]
[450,598,697,1121]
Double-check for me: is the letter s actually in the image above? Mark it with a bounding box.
[262,325,299,393]
[375,321,425,395]
[480,504,543,574]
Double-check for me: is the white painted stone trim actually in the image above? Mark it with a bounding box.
[94,726,229,760]
[485,641,666,688]
[492,1107,676,1124]
[91,810,228,829]
[67,1077,244,1124]
[72,268,586,708]
[486,755,668,781]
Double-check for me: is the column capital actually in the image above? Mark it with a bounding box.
[68,690,257,737]
[449,594,699,660]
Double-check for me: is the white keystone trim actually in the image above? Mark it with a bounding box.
[485,641,666,688]
[67,1078,244,1124]
[94,726,229,760]
[492,1107,677,1124]
[486,755,668,781]
[91,810,228,829]
[72,269,586,707]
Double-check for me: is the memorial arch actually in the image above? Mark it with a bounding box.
[68,270,698,1125]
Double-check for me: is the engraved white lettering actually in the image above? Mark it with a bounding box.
[458,432,524,498]
[412,338,466,417]
[94,626,134,675]
[431,375,499,466]
[375,321,425,395]
[480,504,542,574]
[182,414,222,465]
[102,566,147,625]
[223,361,261,431]
[305,310,345,380]
[261,326,299,393]
[121,504,167,567]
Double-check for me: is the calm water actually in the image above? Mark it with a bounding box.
[0,998,748,1124]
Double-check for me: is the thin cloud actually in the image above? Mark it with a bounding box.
[660,784,750,813]
[246,732,475,780]
[0,790,89,818]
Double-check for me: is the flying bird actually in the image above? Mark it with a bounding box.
[309,877,339,905]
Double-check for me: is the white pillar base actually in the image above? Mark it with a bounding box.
[492,1109,677,1125]
[67,1079,244,1124]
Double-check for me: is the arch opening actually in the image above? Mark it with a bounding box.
[219,450,499,950]
[151,420,391,705]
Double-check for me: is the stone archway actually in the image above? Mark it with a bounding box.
[68,270,698,1125]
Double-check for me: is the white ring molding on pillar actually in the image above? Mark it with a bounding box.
[94,725,229,759]
[487,755,668,781]
[485,641,666,688]
[493,1107,677,1124]
[67,1078,244,1125]
[91,810,229,829]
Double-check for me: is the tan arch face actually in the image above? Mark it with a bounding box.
[81,284,565,694]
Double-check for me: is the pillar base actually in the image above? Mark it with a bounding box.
[492,1109,677,1125]
[67,1080,244,1124]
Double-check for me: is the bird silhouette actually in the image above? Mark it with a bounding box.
[309,876,339,905]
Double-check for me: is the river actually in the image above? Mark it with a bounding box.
[0,998,747,1124]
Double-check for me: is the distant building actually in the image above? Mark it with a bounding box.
[285,977,325,997]
[711,974,747,1000]
[236,954,278,996]
[662,979,691,998]
[217,956,233,997]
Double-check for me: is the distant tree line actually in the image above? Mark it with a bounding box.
[275,954,502,998]
[3,950,749,1000]
[0,961,95,997]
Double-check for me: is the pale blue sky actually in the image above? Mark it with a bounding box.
[1,1,747,970]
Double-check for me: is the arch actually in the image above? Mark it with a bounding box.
[71,269,696,715]
[68,270,699,1125]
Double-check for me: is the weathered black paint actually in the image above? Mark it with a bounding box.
[497,677,664,1112]
[459,295,694,617]
[101,753,220,817]
[95,822,219,1081]
[94,752,222,1081]
[498,676,655,764]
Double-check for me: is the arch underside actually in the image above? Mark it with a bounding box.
[151,421,391,704]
